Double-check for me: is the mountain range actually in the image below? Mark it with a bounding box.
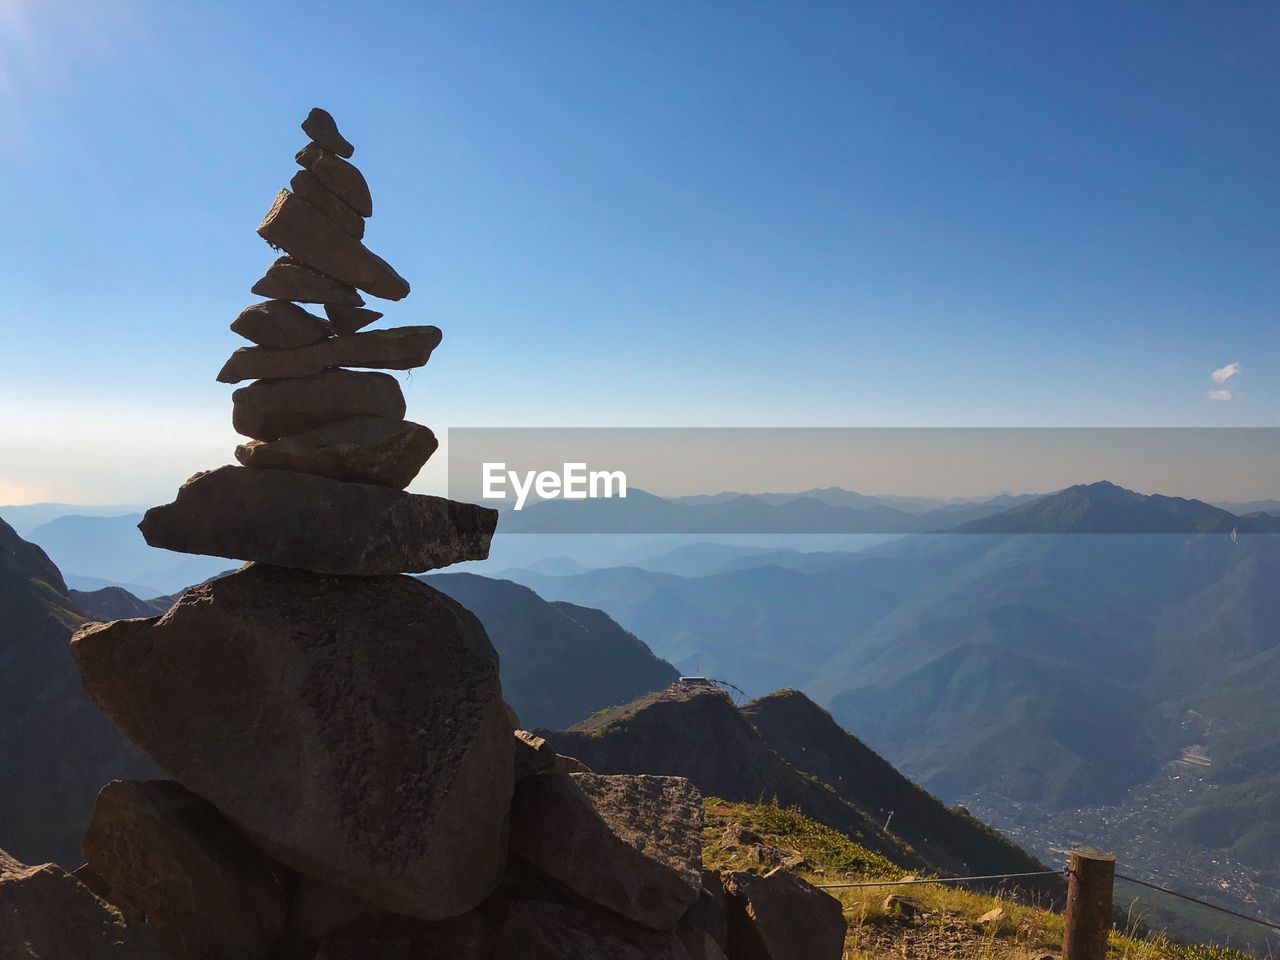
[499,482,1280,870]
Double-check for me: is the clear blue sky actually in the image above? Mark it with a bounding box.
[1,1,1275,503]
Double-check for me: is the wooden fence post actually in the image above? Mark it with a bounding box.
[1063,847,1116,960]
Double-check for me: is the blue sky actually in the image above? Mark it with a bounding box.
[1,1,1275,503]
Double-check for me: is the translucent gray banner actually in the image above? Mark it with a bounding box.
[446,428,1279,534]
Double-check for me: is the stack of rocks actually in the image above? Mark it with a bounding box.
[1,110,845,960]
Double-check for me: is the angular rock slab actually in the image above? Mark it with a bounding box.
[0,847,175,959]
[495,901,689,960]
[258,190,408,302]
[218,325,440,383]
[292,169,364,239]
[138,465,497,575]
[252,256,364,306]
[232,369,405,441]
[326,303,384,336]
[231,299,333,348]
[235,417,437,489]
[83,779,290,960]
[302,107,355,159]
[70,565,514,921]
[296,144,372,217]
[722,870,847,960]
[509,773,703,930]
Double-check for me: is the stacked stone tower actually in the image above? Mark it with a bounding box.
[137,107,495,575]
[39,110,844,960]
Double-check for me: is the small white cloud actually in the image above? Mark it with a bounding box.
[1211,362,1240,384]
[1206,389,1233,401]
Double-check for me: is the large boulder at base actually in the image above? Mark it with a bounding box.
[232,369,405,441]
[721,870,847,960]
[138,466,496,574]
[509,773,703,930]
[494,901,689,960]
[296,144,373,217]
[0,847,174,959]
[235,417,437,488]
[256,190,408,301]
[82,780,290,960]
[218,324,439,383]
[677,870,728,958]
[291,170,364,239]
[314,939,410,960]
[70,565,514,921]
[252,256,364,306]
[231,300,332,348]
[302,108,355,158]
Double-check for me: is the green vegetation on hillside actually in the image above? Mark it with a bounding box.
[704,800,1256,960]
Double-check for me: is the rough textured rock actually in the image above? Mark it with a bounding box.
[494,901,689,960]
[231,369,405,441]
[722,870,847,960]
[231,300,333,348]
[678,870,727,954]
[291,169,364,239]
[0,847,174,959]
[296,144,372,216]
[555,754,593,774]
[218,324,439,383]
[302,107,355,158]
[70,565,514,921]
[509,773,703,930]
[82,780,289,960]
[252,256,364,306]
[257,190,409,301]
[326,303,384,336]
[137,465,497,574]
[513,729,557,779]
[234,417,437,488]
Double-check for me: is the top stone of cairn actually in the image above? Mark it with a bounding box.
[301,107,354,158]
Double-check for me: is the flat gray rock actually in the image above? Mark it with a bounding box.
[325,304,383,336]
[291,169,364,239]
[509,773,703,930]
[71,566,513,922]
[257,190,408,302]
[252,256,364,306]
[302,107,354,159]
[83,780,290,960]
[138,465,497,574]
[218,325,440,383]
[296,144,372,217]
[231,300,332,348]
[235,416,437,489]
[232,369,405,441]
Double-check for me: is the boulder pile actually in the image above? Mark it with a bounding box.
[1,109,845,960]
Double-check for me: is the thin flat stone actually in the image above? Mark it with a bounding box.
[326,304,384,336]
[235,417,438,489]
[231,300,333,348]
[252,256,364,306]
[258,190,408,301]
[291,169,364,239]
[296,143,372,217]
[301,107,355,159]
[232,369,405,441]
[137,465,498,574]
[218,325,441,383]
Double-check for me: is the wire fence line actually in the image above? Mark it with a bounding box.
[1114,872,1280,934]
[815,863,1280,936]
[816,868,1065,890]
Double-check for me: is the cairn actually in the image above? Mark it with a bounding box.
[7,110,846,960]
